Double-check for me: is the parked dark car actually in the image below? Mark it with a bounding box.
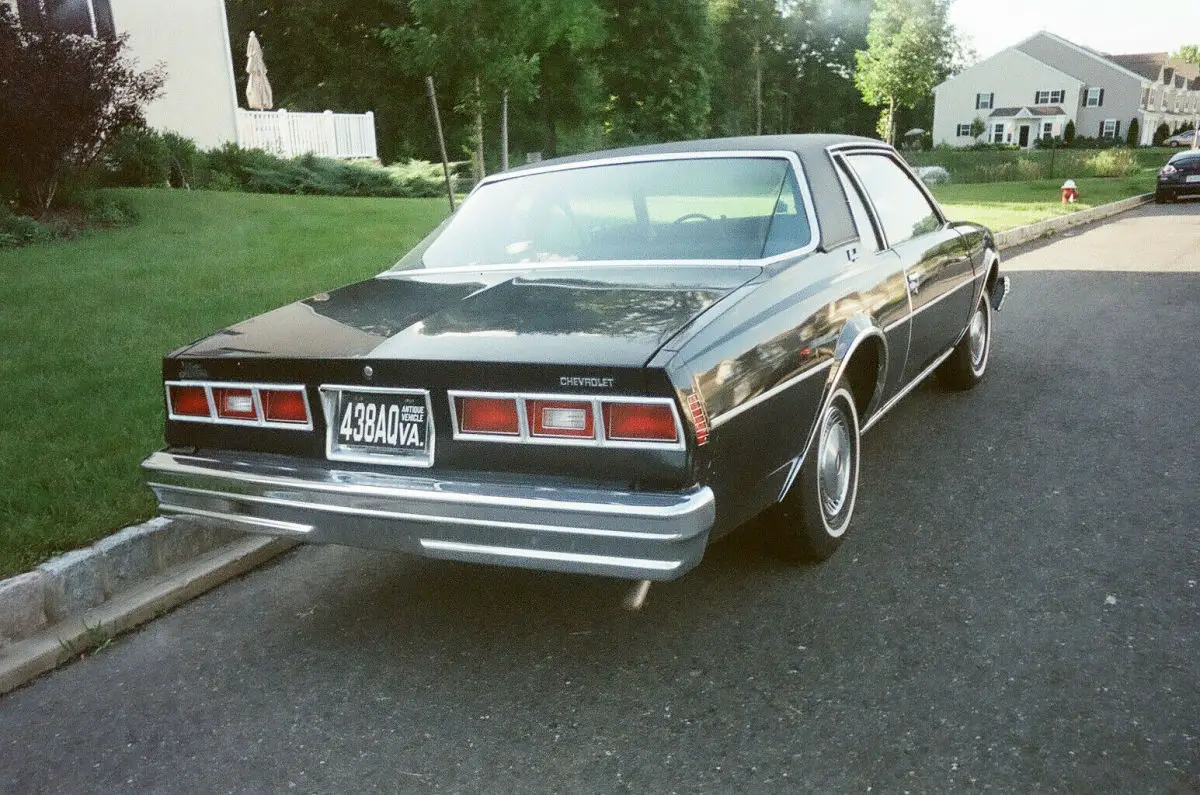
[1155,149,1200,203]
[142,135,1010,581]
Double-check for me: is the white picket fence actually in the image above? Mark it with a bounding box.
[235,109,378,160]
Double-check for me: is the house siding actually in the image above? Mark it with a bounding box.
[110,0,238,149]
[8,0,238,150]
[1015,34,1144,140]
[933,48,1082,146]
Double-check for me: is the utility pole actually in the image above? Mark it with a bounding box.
[425,76,455,212]
[501,90,510,171]
[754,42,763,135]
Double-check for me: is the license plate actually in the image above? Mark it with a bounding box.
[324,387,433,466]
[1186,175,1200,183]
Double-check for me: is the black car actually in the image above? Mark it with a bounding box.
[1155,150,1200,203]
[142,135,1010,581]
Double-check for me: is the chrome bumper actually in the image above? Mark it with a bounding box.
[141,450,715,581]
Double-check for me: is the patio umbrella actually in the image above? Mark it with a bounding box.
[245,31,273,110]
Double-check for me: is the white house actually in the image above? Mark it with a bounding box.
[8,0,240,149]
[933,31,1200,147]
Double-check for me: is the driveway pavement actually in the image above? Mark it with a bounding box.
[1,202,1197,794]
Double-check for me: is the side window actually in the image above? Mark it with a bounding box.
[845,154,941,247]
[833,159,879,254]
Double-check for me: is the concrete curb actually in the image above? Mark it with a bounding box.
[994,193,1153,250]
[0,518,297,696]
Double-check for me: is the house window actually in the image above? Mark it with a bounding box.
[1086,87,1104,107]
[976,93,993,110]
[18,0,115,37]
[1036,90,1065,105]
[956,123,973,137]
[992,123,1004,143]
[1101,119,1118,138]
[1042,122,1054,139]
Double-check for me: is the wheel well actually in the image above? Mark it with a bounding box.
[842,337,882,419]
[985,255,1000,295]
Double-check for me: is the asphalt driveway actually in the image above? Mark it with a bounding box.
[1,202,1197,794]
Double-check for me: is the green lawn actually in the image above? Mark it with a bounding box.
[0,189,448,578]
[930,174,1153,231]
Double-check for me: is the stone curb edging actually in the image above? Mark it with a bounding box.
[0,533,298,696]
[994,193,1153,250]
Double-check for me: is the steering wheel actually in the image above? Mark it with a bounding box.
[673,212,713,224]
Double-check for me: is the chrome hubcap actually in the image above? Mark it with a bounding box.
[968,307,988,367]
[818,407,852,517]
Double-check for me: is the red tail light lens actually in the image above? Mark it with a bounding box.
[603,402,679,443]
[528,399,594,438]
[458,396,520,435]
[168,385,210,418]
[261,389,309,424]
[213,387,258,420]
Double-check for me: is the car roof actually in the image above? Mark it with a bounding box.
[505,134,888,251]
[1169,150,1200,163]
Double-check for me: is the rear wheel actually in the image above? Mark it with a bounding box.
[939,287,992,391]
[772,379,861,562]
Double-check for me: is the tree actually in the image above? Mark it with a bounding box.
[1153,121,1170,146]
[0,6,164,212]
[783,0,877,136]
[853,0,958,145]
[225,1,426,164]
[1125,117,1139,147]
[970,115,985,139]
[597,0,715,146]
[709,0,785,136]
[1063,119,1076,145]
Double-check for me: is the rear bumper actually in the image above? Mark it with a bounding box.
[142,450,715,581]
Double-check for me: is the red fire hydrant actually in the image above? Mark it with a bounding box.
[1061,179,1078,204]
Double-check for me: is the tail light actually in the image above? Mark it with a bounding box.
[1160,164,1178,175]
[213,387,258,420]
[603,402,678,443]
[528,399,594,438]
[165,381,311,429]
[261,389,309,424]
[168,385,210,418]
[457,396,520,435]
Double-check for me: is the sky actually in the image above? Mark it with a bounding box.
[949,0,1200,61]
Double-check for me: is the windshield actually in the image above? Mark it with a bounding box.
[403,157,812,269]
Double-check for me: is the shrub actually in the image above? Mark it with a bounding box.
[1126,118,1140,147]
[0,6,164,212]
[1082,148,1140,178]
[0,203,59,246]
[1015,158,1043,180]
[80,191,136,226]
[1154,123,1171,146]
[162,132,203,189]
[99,126,171,187]
[1063,120,1076,145]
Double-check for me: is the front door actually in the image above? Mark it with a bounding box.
[1018,125,1031,148]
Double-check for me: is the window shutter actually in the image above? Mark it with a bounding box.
[1114,120,1121,138]
[1081,89,1087,107]
[1098,121,1104,137]
[1034,91,1039,104]
[975,94,980,109]
[1099,89,1104,106]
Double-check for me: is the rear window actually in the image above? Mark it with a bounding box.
[405,157,813,268]
[1169,153,1200,167]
